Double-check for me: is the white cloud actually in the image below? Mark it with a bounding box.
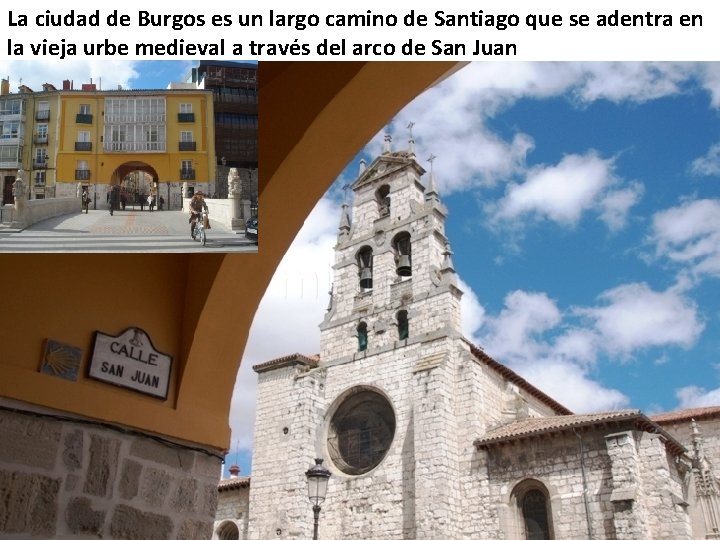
[491,152,640,230]
[458,276,486,338]
[675,385,720,408]
[651,199,720,280]
[576,282,704,356]
[691,143,720,177]
[515,358,629,413]
[480,290,561,362]
[0,59,141,92]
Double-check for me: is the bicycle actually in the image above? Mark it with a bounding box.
[191,210,209,246]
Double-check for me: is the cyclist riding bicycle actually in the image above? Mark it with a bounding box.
[189,191,209,237]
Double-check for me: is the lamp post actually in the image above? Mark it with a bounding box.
[305,458,331,540]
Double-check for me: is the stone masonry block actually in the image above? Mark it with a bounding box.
[119,459,143,500]
[130,438,194,472]
[83,434,120,497]
[170,478,198,514]
[66,496,106,535]
[140,468,172,508]
[0,470,59,536]
[0,410,61,470]
[63,429,84,471]
[193,452,223,481]
[110,504,173,540]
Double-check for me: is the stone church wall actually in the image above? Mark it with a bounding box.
[0,405,220,539]
[475,428,692,539]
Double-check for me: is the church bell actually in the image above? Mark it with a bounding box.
[396,255,412,277]
[359,268,373,288]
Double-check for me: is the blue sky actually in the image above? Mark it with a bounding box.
[231,62,720,476]
[3,61,719,477]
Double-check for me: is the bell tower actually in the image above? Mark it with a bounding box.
[320,134,462,362]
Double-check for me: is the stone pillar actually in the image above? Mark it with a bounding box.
[228,168,244,230]
[605,431,648,539]
[11,172,27,229]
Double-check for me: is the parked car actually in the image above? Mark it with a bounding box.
[245,217,258,243]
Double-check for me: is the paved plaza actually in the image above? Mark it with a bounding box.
[0,209,258,253]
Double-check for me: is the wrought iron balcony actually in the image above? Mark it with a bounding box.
[178,113,195,122]
[33,160,48,169]
[75,141,92,151]
[36,110,50,121]
[75,169,91,180]
[34,135,48,144]
[76,113,93,124]
[179,141,196,151]
[180,168,196,180]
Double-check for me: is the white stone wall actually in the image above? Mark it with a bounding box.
[214,486,249,539]
[0,405,220,539]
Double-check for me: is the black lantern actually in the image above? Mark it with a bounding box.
[305,458,331,540]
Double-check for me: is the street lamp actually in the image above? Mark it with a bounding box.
[305,458,331,540]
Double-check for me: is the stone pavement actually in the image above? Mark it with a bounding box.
[0,209,258,253]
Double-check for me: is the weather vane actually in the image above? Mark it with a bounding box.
[427,154,437,172]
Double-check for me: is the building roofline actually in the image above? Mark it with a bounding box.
[474,409,687,456]
[651,405,720,424]
[252,353,319,373]
[218,476,251,491]
[464,339,573,416]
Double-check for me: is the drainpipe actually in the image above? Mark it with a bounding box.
[573,428,595,539]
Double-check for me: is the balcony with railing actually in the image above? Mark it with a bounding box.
[33,160,48,169]
[34,175,46,187]
[179,141,196,151]
[180,168,196,180]
[76,114,93,124]
[75,169,91,180]
[34,135,48,144]
[104,141,166,152]
[75,141,92,151]
[36,110,50,121]
[178,113,195,123]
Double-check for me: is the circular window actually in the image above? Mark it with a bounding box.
[327,389,395,475]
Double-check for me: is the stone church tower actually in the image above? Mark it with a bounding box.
[227,139,720,540]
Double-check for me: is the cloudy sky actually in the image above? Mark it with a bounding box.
[3,60,719,477]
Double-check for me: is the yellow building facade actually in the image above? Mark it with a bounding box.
[1,80,215,206]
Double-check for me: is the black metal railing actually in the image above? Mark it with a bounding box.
[34,135,48,144]
[36,110,50,121]
[75,169,91,180]
[76,113,93,124]
[178,113,195,122]
[33,160,48,169]
[180,168,196,180]
[75,141,92,151]
[179,141,196,151]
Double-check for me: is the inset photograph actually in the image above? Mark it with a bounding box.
[0,60,258,252]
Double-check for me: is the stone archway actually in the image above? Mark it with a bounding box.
[110,161,159,208]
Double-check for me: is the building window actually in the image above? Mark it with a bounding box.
[76,160,90,180]
[327,389,396,475]
[178,103,195,122]
[216,521,239,540]
[180,160,195,180]
[357,322,368,352]
[357,246,373,290]
[376,184,390,217]
[77,104,93,124]
[0,121,20,139]
[36,101,50,121]
[179,131,196,151]
[511,480,554,540]
[35,148,47,168]
[75,130,92,151]
[35,124,48,144]
[397,311,409,340]
[392,232,412,277]
[34,171,46,186]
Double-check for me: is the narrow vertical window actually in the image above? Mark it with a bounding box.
[393,232,412,277]
[357,322,368,352]
[376,184,390,217]
[357,246,373,290]
[397,310,409,340]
